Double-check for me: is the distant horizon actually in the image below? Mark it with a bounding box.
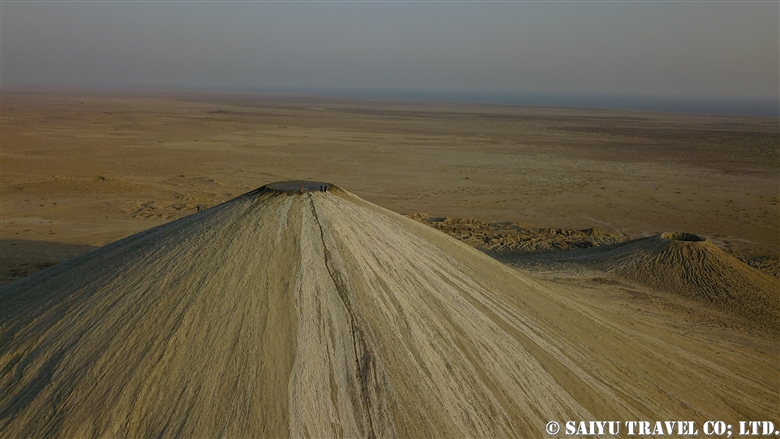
[4,85,778,118]
[4,2,776,118]
[256,87,780,117]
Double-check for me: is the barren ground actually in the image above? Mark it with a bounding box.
[2,89,777,283]
[2,89,779,436]
[0,90,780,282]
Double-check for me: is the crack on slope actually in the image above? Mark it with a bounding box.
[307,194,377,439]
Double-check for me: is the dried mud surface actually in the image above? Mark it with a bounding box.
[407,214,627,254]
[2,189,778,437]
[1,90,779,437]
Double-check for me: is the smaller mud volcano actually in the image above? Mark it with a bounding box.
[661,231,705,242]
[561,233,780,332]
[265,180,333,192]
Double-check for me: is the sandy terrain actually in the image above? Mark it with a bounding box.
[1,89,778,436]
[2,187,778,437]
[2,89,778,283]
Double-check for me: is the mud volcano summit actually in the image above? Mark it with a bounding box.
[1,182,778,438]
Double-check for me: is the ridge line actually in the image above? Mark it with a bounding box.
[307,194,378,439]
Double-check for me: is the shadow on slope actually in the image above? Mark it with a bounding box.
[0,240,97,285]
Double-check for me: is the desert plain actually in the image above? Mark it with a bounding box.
[2,89,777,282]
[1,89,779,436]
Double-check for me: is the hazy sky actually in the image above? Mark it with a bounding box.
[2,1,778,112]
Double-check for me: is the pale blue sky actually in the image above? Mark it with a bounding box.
[2,1,778,114]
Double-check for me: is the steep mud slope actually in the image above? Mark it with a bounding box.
[2,185,778,437]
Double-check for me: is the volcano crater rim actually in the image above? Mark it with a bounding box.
[264,180,334,193]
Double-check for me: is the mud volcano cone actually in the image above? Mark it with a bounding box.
[588,233,780,331]
[2,182,778,437]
